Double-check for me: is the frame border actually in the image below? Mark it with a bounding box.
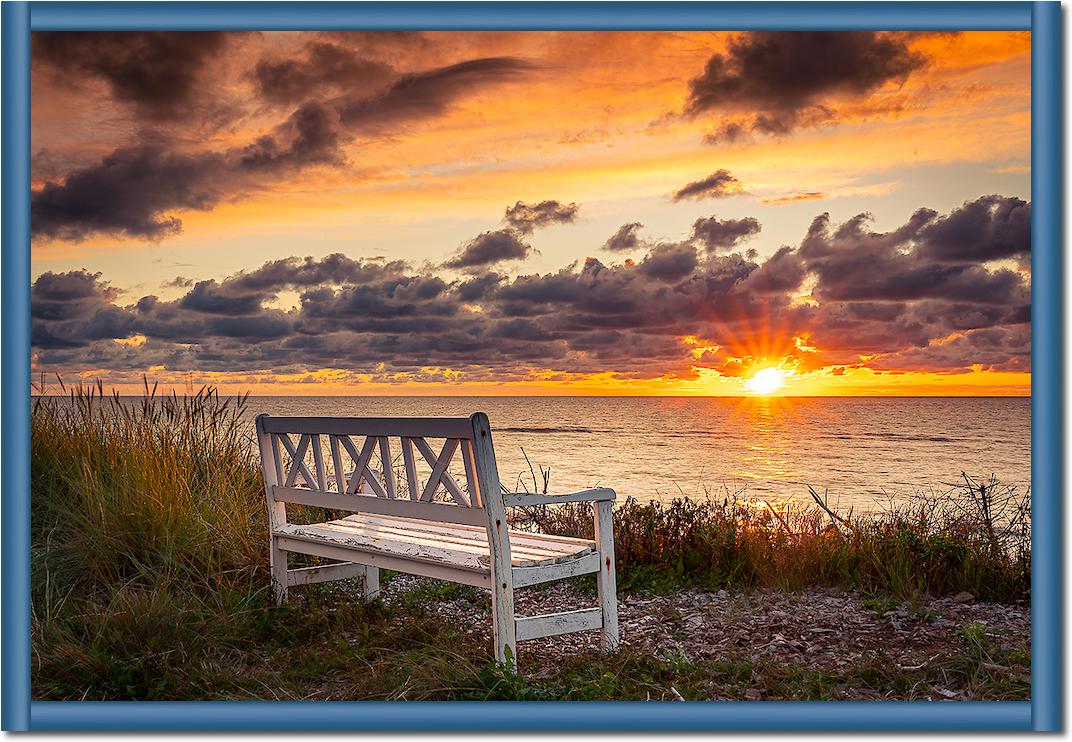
[1029,0,1063,733]
[2,1,1059,732]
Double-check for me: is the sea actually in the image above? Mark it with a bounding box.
[243,396,1031,512]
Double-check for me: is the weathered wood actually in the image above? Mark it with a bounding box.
[460,439,482,507]
[278,433,317,490]
[321,514,592,566]
[401,437,420,501]
[256,415,289,604]
[594,498,620,652]
[503,487,616,507]
[512,551,602,587]
[311,434,328,491]
[286,561,369,586]
[362,565,380,601]
[277,522,492,571]
[329,434,346,493]
[270,433,285,484]
[412,437,469,506]
[378,437,396,499]
[260,415,473,439]
[470,412,516,667]
[273,485,487,526]
[347,436,378,494]
[353,512,593,559]
[276,536,492,588]
[515,608,603,641]
[419,438,459,502]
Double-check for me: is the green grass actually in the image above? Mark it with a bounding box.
[30,381,1030,700]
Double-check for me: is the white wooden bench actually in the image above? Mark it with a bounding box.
[254,412,619,668]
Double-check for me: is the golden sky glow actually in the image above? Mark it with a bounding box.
[30,31,1031,396]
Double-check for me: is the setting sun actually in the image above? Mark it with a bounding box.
[744,367,787,395]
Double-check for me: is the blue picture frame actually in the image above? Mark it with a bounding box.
[2,1,1061,731]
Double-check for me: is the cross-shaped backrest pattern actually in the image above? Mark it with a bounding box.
[255,414,506,529]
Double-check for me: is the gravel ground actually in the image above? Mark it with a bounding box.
[380,575,1030,699]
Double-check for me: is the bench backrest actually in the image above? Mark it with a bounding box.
[254,412,505,529]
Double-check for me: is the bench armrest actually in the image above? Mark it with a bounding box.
[502,487,616,507]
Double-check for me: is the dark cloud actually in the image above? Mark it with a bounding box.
[31,197,1031,383]
[253,41,395,105]
[799,199,1030,308]
[741,246,806,293]
[233,102,345,171]
[445,230,532,270]
[31,102,347,241]
[637,243,699,282]
[503,200,579,234]
[230,254,408,291]
[31,269,119,321]
[179,280,265,316]
[685,32,927,138]
[602,222,646,251]
[671,169,745,201]
[916,195,1030,264]
[338,57,535,132]
[690,216,761,251]
[31,145,227,241]
[34,52,535,243]
[33,32,227,121]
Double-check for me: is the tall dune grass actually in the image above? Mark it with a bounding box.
[516,478,1030,600]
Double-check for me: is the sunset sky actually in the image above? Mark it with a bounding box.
[29,30,1031,396]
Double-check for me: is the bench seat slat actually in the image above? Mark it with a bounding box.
[325,516,590,564]
[360,510,599,550]
[275,513,594,570]
[307,520,550,567]
[348,513,595,561]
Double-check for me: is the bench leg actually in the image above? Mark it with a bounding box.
[594,500,620,652]
[270,539,289,605]
[362,565,380,602]
[491,588,517,669]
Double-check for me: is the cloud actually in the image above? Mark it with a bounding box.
[690,215,761,251]
[253,41,395,105]
[636,243,699,282]
[602,222,646,251]
[338,57,536,133]
[229,253,408,291]
[33,32,227,121]
[503,200,579,234]
[671,169,745,201]
[915,195,1030,264]
[32,53,536,243]
[179,280,265,316]
[740,246,806,293]
[445,229,532,270]
[31,197,1031,383]
[762,192,828,206]
[31,145,228,241]
[685,32,927,138]
[31,269,119,321]
[31,101,351,242]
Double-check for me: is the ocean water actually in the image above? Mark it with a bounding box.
[245,396,1031,511]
